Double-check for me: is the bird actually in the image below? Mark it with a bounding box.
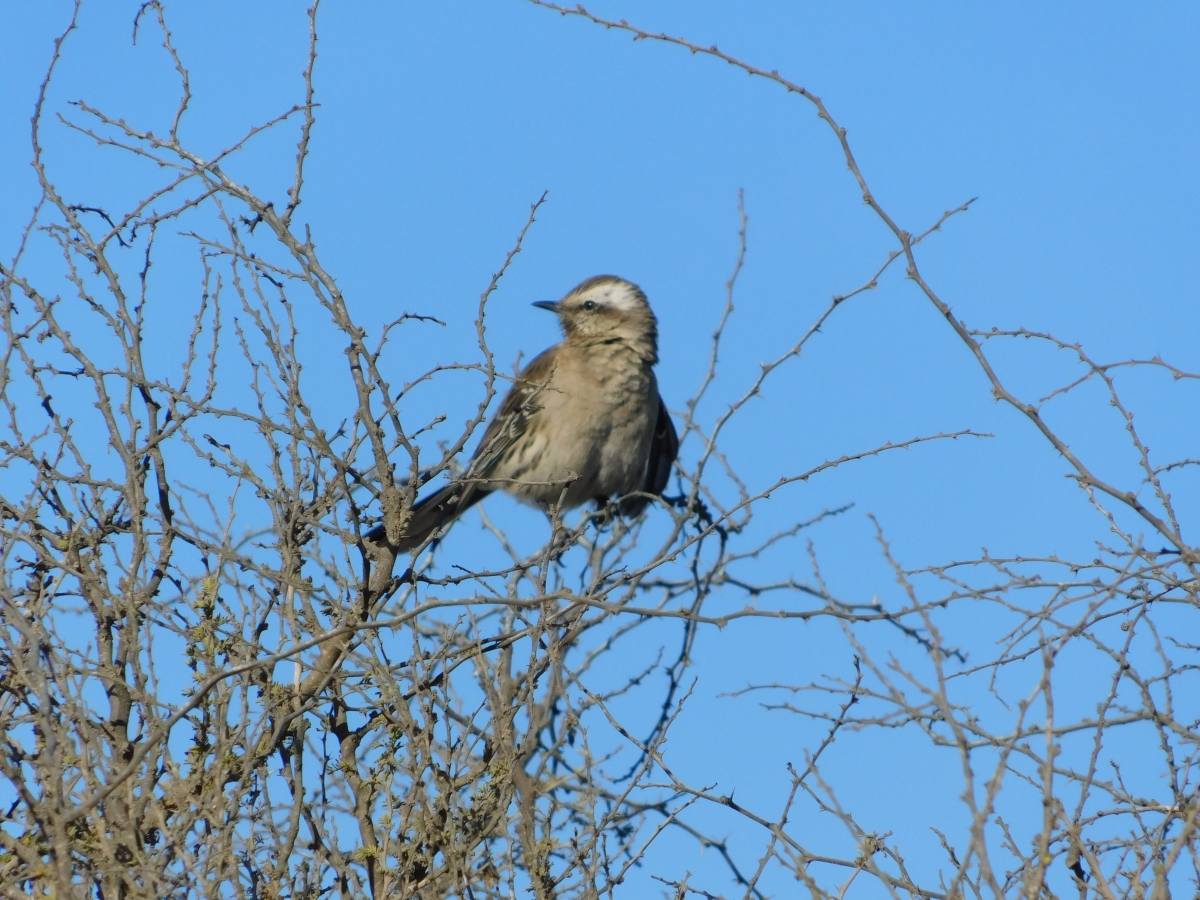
[367,275,678,552]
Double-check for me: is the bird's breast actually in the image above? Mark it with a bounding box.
[502,346,657,508]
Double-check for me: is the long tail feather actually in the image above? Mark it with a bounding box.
[365,482,490,551]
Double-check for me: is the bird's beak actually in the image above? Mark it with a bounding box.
[531,300,560,313]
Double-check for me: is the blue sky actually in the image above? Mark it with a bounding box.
[4,2,1198,895]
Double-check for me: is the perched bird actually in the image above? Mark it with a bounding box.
[369,275,678,552]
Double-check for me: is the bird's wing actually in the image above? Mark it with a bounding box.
[365,350,560,548]
[467,347,559,482]
[642,395,678,496]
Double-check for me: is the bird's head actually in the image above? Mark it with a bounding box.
[533,275,658,362]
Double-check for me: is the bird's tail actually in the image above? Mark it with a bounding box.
[364,481,489,551]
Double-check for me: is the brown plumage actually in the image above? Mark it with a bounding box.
[368,275,678,552]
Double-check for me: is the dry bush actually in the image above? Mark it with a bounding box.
[1,3,1196,899]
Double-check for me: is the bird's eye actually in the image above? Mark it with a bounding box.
[581,300,597,311]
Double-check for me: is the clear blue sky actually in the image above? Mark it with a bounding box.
[4,2,1198,894]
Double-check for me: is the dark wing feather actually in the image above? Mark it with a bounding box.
[642,395,678,496]
[618,395,677,516]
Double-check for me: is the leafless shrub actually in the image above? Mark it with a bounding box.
[1,3,1195,899]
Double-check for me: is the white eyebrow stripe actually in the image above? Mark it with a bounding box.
[589,283,640,312]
